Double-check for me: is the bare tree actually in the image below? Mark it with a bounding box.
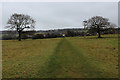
[6,13,35,41]
[85,16,110,38]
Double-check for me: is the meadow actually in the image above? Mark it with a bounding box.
[2,34,118,78]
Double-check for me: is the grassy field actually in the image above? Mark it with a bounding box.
[2,34,118,78]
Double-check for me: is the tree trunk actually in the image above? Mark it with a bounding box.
[18,31,21,41]
[97,26,102,38]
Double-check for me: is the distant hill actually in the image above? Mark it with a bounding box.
[0,28,85,35]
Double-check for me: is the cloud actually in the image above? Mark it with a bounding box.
[1,2,118,30]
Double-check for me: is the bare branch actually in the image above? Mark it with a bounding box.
[6,13,35,32]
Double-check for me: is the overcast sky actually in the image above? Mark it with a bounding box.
[1,2,118,30]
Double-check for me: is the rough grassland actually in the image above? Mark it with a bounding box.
[2,34,118,78]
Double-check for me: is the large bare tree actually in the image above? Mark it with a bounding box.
[6,13,35,41]
[84,16,110,38]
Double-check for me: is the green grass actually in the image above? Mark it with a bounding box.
[2,34,118,78]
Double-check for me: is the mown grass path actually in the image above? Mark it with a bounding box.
[38,38,108,78]
[2,35,118,78]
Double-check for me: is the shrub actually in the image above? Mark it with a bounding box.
[2,34,17,40]
[32,34,44,39]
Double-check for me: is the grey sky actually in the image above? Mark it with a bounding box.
[2,2,118,30]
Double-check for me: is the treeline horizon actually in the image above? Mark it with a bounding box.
[1,27,87,32]
[2,13,119,41]
[1,27,119,32]
[1,27,119,40]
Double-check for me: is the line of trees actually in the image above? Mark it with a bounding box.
[2,27,118,40]
[5,13,118,41]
